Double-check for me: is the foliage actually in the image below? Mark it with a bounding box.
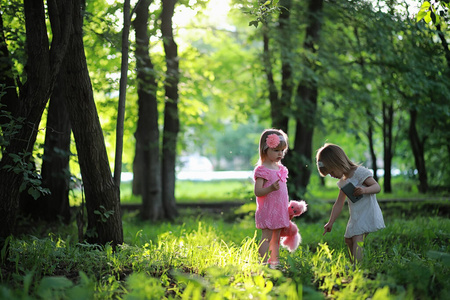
[1,199,449,299]
[244,0,283,28]
[417,0,450,25]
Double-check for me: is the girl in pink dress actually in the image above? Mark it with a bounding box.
[254,129,290,268]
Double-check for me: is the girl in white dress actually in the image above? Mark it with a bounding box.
[316,143,385,265]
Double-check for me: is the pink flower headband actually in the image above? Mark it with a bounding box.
[266,134,281,149]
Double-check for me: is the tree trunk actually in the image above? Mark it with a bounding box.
[113,0,131,186]
[133,0,163,220]
[367,120,379,182]
[408,108,428,193]
[62,0,123,246]
[161,0,179,219]
[21,68,72,223]
[0,0,72,251]
[275,0,292,132]
[289,0,323,199]
[262,23,279,124]
[382,100,393,193]
[0,11,19,119]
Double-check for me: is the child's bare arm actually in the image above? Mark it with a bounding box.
[323,190,346,235]
[354,176,381,196]
[254,178,279,197]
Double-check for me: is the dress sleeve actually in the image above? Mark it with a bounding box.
[357,166,373,185]
[254,165,270,181]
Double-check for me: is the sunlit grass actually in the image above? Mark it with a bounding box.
[2,199,449,299]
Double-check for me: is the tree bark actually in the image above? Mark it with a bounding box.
[262,23,279,124]
[289,0,323,199]
[161,0,179,219]
[408,108,428,193]
[21,67,72,223]
[62,0,123,245]
[367,120,379,182]
[0,11,19,119]
[114,0,131,186]
[0,0,72,251]
[133,0,163,220]
[275,0,292,132]
[382,100,393,193]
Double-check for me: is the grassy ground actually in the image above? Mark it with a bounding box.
[115,174,448,205]
[1,196,449,299]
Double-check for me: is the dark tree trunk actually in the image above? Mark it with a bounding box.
[262,23,279,124]
[161,0,179,219]
[382,100,393,193]
[408,109,428,193]
[0,12,19,119]
[0,0,72,251]
[289,0,323,199]
[275,0,292,132]
[62,0,123,246]
[114,0,131,186]
[20,67,72,223]
[354,27,379,182]
[367,120,379,182]
[133,0,163,220]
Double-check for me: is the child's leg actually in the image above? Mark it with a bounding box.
[352,234,367,263]
[259,229,272,262]
[346,234,367,264]
[344,237,354,264]
[268,229,282,264]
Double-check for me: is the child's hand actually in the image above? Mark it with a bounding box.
[354,187,364,197]
[270,180,280,192]
[323,222,333,235]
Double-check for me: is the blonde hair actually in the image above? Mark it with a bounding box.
[257,129,288,165]
[316,143,357,177]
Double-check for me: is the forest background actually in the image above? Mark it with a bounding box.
[1,0,449,252]
[1,0,449,299]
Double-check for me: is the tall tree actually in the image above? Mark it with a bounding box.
[161,0,179,219]
[289,0,324,198]
[0,0,72,252]
[275,0,293,132]
[133,0,164,220]
[62,0,123,245]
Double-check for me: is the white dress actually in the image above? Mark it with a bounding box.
[337,166,385,238]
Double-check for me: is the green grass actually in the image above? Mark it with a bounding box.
[117,174,441,206]
[118,179,255,205]
[1,199,449,299]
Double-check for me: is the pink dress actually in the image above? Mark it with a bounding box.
[254,165,290,230]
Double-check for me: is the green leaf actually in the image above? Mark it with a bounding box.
[249,20,259,28]
[36,276,73,299]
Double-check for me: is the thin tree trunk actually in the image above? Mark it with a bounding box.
[63,0,123,246]
[161,0,179,219]
[354,27,378,182]
[289,0,323,199]
[276,0,292,132]
[262,23,279,124]
[367,120,378,182]
[133,0,163,220]
[408,108,428,193]
[382,100,393,193]
[114,0,131,186]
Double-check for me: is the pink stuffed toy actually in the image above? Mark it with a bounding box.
[280,200,308,252]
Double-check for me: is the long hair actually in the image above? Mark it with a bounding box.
[257,129,288,165]
[316,143,357,177]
